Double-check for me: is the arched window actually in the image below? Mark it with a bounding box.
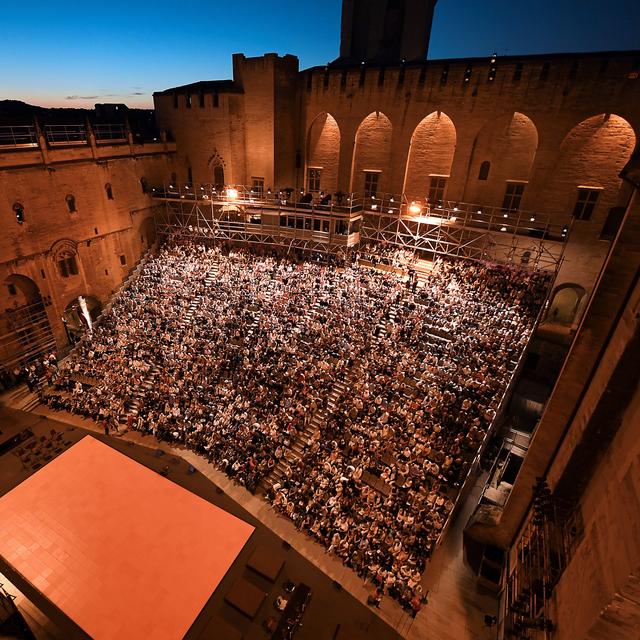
[13,202,25,224]
[105,183,114,200]
[213,165,225,187]
[65,194,77,213]
[140,177,149,194]
[58,251,79,278]
[478,160,491,180]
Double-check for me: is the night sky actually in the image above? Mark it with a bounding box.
[4,0,640,108]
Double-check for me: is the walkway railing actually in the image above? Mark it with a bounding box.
[0,125,38,148]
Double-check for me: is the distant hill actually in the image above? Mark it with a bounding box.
[0,100,162,141]
[0,100,154,125]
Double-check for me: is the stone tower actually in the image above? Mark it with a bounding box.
[338,0,438,64]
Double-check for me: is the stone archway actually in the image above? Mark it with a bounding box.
[306,112,341,195]
[1,274,55,367]
[64,295,102,336]
[547,284,587,326]
[351,111,393,195]
[403,111,457,200]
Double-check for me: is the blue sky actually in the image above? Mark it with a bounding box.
[3,0,639,108]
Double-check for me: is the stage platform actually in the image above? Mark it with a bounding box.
[0,410,402,640]
[0,436,254,640]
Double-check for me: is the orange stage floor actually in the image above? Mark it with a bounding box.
[0,436,254,639]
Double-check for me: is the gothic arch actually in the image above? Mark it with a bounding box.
[403,111,457,198]
[208,150,226,187]
[63,295,102,334]
[543,114,636,218]
[3,274,42,307]
[351,111,393,194]
[546,283,587,326]
[465,112,538,206]
[306,112,341,194]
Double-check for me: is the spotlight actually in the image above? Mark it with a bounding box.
[530,216,536,222]
[371,204,378,210]
[501,226,507,231]
[477,209,482,214]
[409,202,422,215]
[453,207,459,211]
[388,209,393,214]
[450,216,457,222]
[503,213,508,218]
[226,188,238,200]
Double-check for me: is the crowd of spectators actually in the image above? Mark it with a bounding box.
[41,240,550,608]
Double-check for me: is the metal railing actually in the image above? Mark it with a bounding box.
[45,124,88,145]
[150,183,570,240]
[0,125,38,148]
[93,123,127,142]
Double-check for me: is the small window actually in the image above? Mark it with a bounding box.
[199,92,205,108]
[513,63,523,82]
[186,94,192,108]
[140,177,149,194]
[418,66,427,84]
[58,253,78,278]
[307,168,321,192]
[440,66,448,85]
[170,172,177,185]
[296,217,304,229]
[252,177,265,195]
[187,166,193,185]
[119,254,127,265]
[572,188,600,221]
[323,71,329,89]
[378,69,385,87]
[213,93,219,108]
[600,206,625,240]
[7,283,17,296]
[364,171,380,198]
[65,194,77,213]
[322,220,330,233]
[428,176,447,206]
[313,218,321,231]
[13,202,25,224]
[279,216,287,227]
[502,182,526,212]
[478,161,490,181]
[173,92,178,108]
[463,65,472,83]
[105,183,114,200]
[359,65,366,88]
[341,69,348,90]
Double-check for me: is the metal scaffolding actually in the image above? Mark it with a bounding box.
[151,184,570,272]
